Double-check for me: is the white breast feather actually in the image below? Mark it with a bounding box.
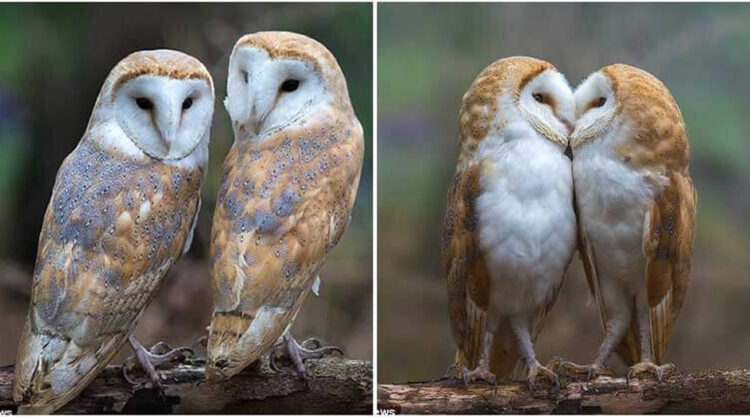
[573,121,668,287]
[475,122,577,328]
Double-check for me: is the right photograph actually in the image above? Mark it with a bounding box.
[377,3,750,414]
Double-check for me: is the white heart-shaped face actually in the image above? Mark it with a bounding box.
[113,74,214,160]
[570,71,617,148]
[224,46,327,139]
[516,68,575,146]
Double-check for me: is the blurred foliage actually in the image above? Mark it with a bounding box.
[378,3,750,383]
[0,3,372,366]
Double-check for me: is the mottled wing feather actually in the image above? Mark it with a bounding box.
[644,172,695,363]
[442,161,495,371]
[207,112,364,379]
[13,140,202,413]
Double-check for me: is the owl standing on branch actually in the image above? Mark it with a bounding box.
[12,50,214,414]
[553,64,696,380]
[205,32,364,382]
[442,57,577,389]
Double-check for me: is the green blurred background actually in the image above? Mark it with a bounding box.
[0,3,372,367]
[378,3,750,383]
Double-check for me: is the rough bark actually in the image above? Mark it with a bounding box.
[378,369,750,414]
[0,356,372,414]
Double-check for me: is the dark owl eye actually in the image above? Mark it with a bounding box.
[242,71,248,84]
[596,97,607,107]
[532,93,545,103]
[182,97,193,110]
[281,79,300,92]
[135,97,153,110]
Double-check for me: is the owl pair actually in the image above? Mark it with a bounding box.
[444,57,695,391]
[12,31,364,414]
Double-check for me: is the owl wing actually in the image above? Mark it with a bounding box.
[442,160,491,371]
[13,142,201,413]
[207,118,364,379]
[644,171,696,363]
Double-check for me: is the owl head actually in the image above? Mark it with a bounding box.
[571,63,688,161]
[88,49,215,161]
[224,31,353,139]
[458,56,574,152]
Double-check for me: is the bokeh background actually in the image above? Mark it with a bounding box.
[0,3,372,367]
[378,3,750,383]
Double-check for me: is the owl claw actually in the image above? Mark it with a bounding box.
[122,336,194,395]
[627,361,675,383]
[270,334,343,384]
[547,357,611,381]
[442,362,496,386]
[527,359,560,395]
[300,337,322,350]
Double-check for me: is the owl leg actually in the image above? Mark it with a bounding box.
[122,335,194,394]
[443,332,496,385]
[462,332,497,385]
[269,333,343,384]
[510,316,559,394]
[551,289,632,381]
[627,298,675,382]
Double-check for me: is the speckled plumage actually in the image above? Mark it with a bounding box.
[13,50,212,414]
[443,57,577,383]
[571,64,695,373]
[206,32,364,380]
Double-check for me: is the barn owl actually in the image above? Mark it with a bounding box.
[205,32,364,382]
[12,50,214,414]
[555,64,696,380]
[441,57,577,390]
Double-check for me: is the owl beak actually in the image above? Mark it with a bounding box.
[247,104,261,136]
[554,111,574,136]
[156,109,180,152]
[561,118,573,136]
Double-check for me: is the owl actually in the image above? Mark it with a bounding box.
[556,64,696,380]
[205,32,364,382]
[442,57,577,390]
[12,50,214,414]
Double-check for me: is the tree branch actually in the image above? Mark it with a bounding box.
[0,356,372,414]
[378,369,750,414]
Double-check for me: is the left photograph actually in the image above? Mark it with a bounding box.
[0,3,372,414]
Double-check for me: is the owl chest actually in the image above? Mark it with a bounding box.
[474,137,577,312]
[573,147,659,282]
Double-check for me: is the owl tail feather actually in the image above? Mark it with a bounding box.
[13,320,125,414]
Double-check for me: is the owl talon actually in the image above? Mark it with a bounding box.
[123,335,194,394]
[300,337,322,350]
[271,334,343,383]
[548,358,611,381]
[527,359,560,395]
[462,365,497,386]
[627,361,674,383]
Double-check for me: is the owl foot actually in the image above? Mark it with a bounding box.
[626,361,675,383]
[526,359,560,395]
[463,364,497,386]
[269,334,343,385]
[123,336,194,396]
[442,362,497,385]
[547,357,612,381]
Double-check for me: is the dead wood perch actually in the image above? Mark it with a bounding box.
[0,356,372,414]
[378,369,750,414]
